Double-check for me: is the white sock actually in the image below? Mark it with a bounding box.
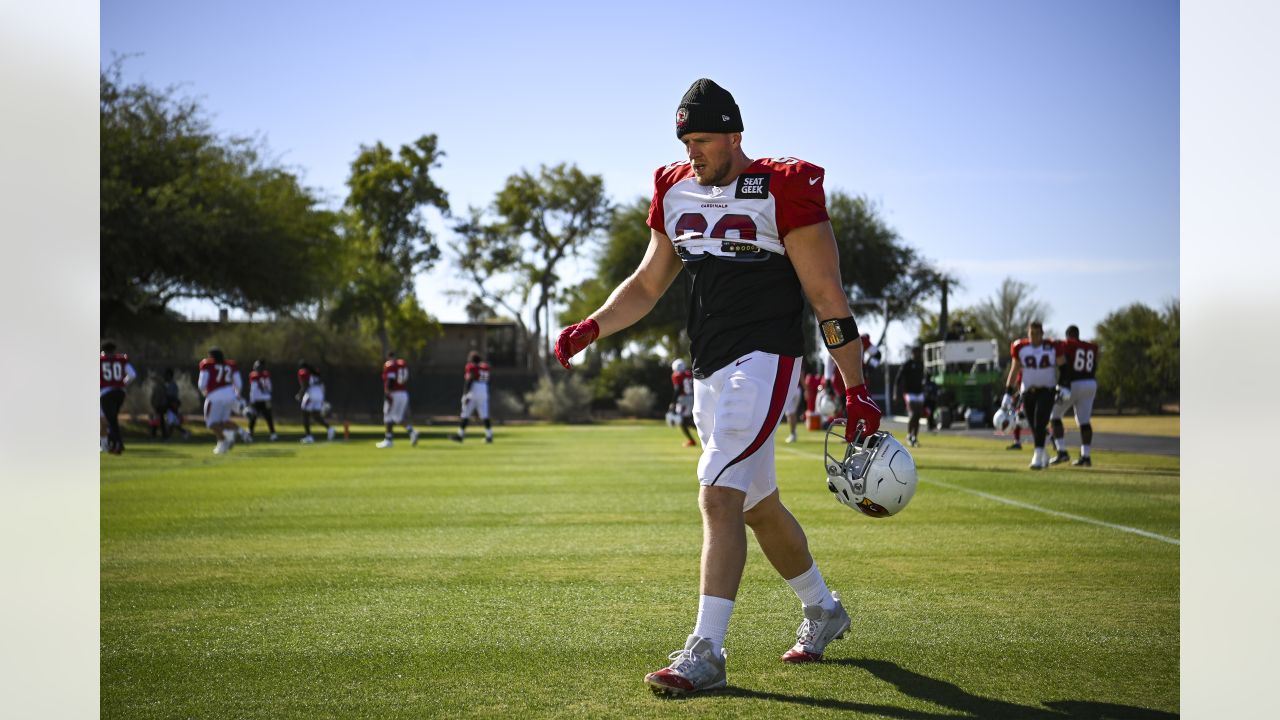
[786,562,835,609]
[691,595,734,654]
[223,429,237,442]
[1081,444,1090,458]
[1053,437,1064,452]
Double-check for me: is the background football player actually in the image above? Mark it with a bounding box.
[296,360,335,443]
[377,350,418,448]
[669,358,697,447]
[1049,324,1101,466]
[1001,321,1064,469]
[99,340,137,454]
[197,347,247,455]
[451,351,493,443]
[247,359,278,441]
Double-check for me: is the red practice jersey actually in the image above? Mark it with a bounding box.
[199,357,240,393]
[671,369,694,397]
[100,352,132,390]
[249,369,271,389]
[648,156,828,376]
[1056,338,1100,383]
[1010,339,1057,390]
[298,367,313,390]
[383,358,409,392]
[464,361,491,386]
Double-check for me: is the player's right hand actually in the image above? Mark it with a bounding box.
[1000,393,1014,412]
[554,318,599,369]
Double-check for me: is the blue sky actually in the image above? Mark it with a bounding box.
[101,0,1179,359]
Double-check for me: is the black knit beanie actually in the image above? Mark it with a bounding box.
[675,78,743,138]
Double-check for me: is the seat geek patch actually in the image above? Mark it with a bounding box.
[735,174,770,199]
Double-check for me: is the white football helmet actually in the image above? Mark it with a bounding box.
[815,390,838,417]
[993,406,1012,432]
[671,359,687,373]
[823,423,918,518]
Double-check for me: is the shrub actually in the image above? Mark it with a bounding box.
[524,376,592,423]
[616,385,657,417]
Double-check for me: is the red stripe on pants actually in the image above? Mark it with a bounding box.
[711,355,796,485]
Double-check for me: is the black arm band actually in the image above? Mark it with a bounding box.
[819,316,860,349]
[1005,385,1015,395]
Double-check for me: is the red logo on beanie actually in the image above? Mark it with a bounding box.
[676,107,688,128]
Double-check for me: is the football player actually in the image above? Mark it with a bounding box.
[247,359,278,441]
[377,350,418,448]
[669,358,697,447]
[1049,325,1101,466]
[451,351,493,443]
[296,360,335,443]
[893,345,926,447]
[99,341,136,454]
[197,347,248,455]
[1000,321,1065,469]
[555,79,880,696]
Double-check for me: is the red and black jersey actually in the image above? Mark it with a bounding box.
[1056,338,1100,383]
[648,156,829,377]
[671,369,694,398]
[198,357,239,393]
[1010,339,1057,390]
[383,358,409,392]
[464,361,491,387]
[100,352,132,390]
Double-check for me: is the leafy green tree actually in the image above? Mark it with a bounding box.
[561,197,688,360]
[969,277,1052,354]
[334,135,450,356]
[1096,301,1179,413]
[827,192,953,346]
[100,61,341,333]
[452,163,612,378]
[913,307,986,344]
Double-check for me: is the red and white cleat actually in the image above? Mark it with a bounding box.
[781,591,851,663]
[645,635,727,696]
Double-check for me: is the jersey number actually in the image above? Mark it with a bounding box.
[212,364,233,384]
[1073,350,1095,373]
[396,368,409,384]
[674,213,758,241]
[101,362,123,381]
[1023,353,1053,369]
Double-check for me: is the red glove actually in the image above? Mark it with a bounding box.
[554,318,599,369]
[844,383,882,441]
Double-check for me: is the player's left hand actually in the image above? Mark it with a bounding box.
[1056,385,1071,403]
[844,384,882,441]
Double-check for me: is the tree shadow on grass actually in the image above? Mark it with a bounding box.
[668,658,1177,719]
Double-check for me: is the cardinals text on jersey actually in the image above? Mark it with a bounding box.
[647,157,829,376]
[1010,339,1057,390]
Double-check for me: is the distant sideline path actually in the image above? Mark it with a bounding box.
[881,416,1180,457]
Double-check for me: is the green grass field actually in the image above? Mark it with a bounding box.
[101,422,1179,719]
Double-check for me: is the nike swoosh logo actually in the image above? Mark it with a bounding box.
[809,176,822,185]
[736,357,752,366]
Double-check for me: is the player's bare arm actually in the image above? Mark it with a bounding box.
[1005,356,1022,390]
[785,220,866,387]
[589,229,683,338]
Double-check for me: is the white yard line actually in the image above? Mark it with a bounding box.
[777,445,1179,546]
